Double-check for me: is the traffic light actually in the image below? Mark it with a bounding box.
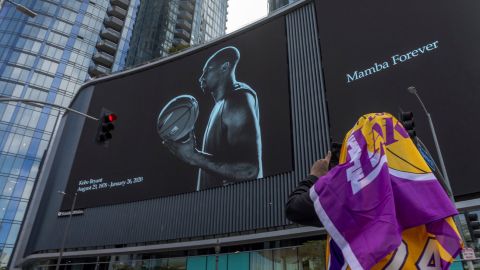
[466,213,480,240]
[399,111,416,139]
[329,141,342,169]
[96,110,117,144]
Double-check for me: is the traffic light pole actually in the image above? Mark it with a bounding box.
[4,0,38,18]
[424,112,454,195]
[407,87,453,198]
[407,87,470,267]
[0,97,98,121]
[55,192,78,270]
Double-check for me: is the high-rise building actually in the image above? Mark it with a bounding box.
[0,0,228,267]
[12,3,330,270]
[87,0,139,77]
[123,0,228,68]
[0,0,93,265]
[191,0,228,45]
[268,0,297,13]
[0,1,137,266]
[123,1,179,67]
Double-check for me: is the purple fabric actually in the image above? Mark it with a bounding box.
[426,220,462,262]
[328,238,346,270]
[391,176,457,229]
[312,162,401,269]
[310,114,458,270]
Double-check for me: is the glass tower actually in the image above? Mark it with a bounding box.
[0,0,136,267]
[0,0,228,267]
[123,0,228,68]
[123,0,179,66]
[267,0,298,13]
[191,0,228,46]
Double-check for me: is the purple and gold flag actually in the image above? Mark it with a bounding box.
[312,113,461,270]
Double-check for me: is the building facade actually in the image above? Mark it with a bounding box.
[0,0,228,267]
[8,0,480,269]
[191,0,228,45]
[87,0,139,77]
[9,2,331,269]
[124,0,228,68]
[267,0,298,13]
[24,237,327,270]
[0,1,118,266]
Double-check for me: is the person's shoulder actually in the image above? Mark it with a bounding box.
[233,82,255,92]
[223,83,257,116]
[229,82,257,101]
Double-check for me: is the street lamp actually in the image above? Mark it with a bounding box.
[55,191,78,270]
[4,0,37,18]
[407,86,473,268]
[406,86,453,197]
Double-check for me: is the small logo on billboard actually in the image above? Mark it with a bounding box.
[57,209,84,217]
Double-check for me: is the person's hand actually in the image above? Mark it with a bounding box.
[310,151,332,177]
[162,132,199,166]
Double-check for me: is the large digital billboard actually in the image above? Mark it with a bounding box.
[315,0,480,198]
[61,17,293,210]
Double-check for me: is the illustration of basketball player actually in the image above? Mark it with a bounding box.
[162,46,263,190]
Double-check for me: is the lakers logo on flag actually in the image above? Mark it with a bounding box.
[313,113,462,270]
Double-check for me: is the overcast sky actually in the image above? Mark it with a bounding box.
[226,0,268,33]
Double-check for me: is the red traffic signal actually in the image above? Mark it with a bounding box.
[96,110,117,145]
[106,113,117,122]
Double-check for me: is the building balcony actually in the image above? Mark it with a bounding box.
[176,19,192,31]
[107,5,127,19]
[174,28,191,40]
[93,51,115,67]
[104,16,124,31]
[178,10,193,21]
[88,64,111,77]
[110,0,129,10]
[100,27,121,43]
[173,38,189,47]
[96,39,118,55]
[179,0,195,13]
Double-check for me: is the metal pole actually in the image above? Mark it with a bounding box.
[4,0,37,17]
[408,88,453,196]
[415,138,452,198]
[55,192,77,270]
[407,87,467,249]
[0,98,98,121]
[215,240,220,270]
[424,111,453,194]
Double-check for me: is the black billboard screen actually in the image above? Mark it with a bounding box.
[315,0,480,197]
[61,17,292,210]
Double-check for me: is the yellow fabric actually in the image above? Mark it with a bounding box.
[326,113,462,270]
[326,218,460,270]
[338,113,431,174]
